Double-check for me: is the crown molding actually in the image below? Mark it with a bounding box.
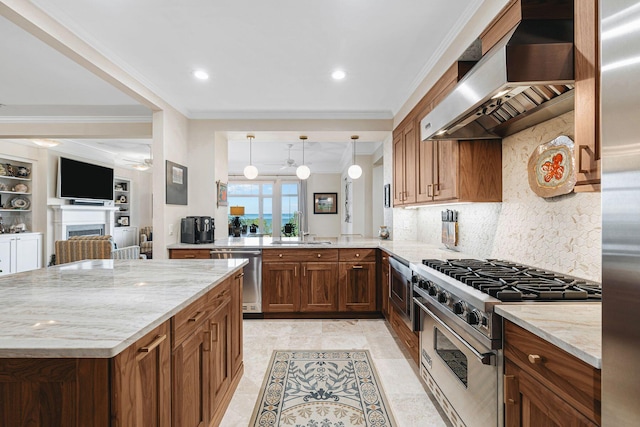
[187,109,394,120]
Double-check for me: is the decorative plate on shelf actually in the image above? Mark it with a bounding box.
[13,183,28,193]
[9,196,30,210]
[527,135,577,198]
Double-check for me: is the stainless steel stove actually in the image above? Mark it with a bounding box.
[410,258,602,427]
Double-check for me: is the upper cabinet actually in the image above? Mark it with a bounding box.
[393,62,501,207]
[573,0,600,191]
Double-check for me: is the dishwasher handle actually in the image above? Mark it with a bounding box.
[210,250,262,256]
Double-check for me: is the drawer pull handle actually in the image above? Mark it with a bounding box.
[235,272,244,279]
[279,253,283,258]
[139,334,167,353]
[352,265,363,269]
[317,254,322,258]
[528,354,543,364]
[184,254,196,258]
[189,311,206,322]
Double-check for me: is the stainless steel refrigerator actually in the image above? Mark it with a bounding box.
[601,0,640,424]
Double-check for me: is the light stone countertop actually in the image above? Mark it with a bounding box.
[168,237,474,265]
[0,258,247,358]
[495,304,601,369]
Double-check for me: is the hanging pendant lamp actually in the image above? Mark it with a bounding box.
[296,135,311,180]
[243,134,259,179]
[347,135,362,179]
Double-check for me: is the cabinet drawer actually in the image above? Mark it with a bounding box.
[172,294,209,349]
[263,249,338,262]
[208,279,231,311]
[389,306,419,365]
[169,249,211,259]
[339,248,376,262]
[504,321,601,422]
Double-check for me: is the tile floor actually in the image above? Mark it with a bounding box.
[220,318,451,426]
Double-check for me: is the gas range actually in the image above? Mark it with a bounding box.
[410,259,602,348]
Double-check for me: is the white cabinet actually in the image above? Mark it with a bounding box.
[0,233,42,275]
[113,227,138,248]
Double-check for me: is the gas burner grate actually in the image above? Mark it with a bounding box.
[421,258,602,302]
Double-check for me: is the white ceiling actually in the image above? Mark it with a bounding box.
[0,0,496,172]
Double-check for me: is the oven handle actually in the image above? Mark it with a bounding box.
[414,297,494,366]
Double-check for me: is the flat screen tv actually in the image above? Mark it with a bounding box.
[57,157,114,202]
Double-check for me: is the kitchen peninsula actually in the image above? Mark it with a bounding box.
[0,259,246,427]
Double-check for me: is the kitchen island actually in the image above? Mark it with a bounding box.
[0,259,246,427]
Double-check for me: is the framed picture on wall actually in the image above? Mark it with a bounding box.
[217,180,228,207]
[166,160,188,205]
[314,192,338,214]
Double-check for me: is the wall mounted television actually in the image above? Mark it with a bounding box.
[57,157,114,202]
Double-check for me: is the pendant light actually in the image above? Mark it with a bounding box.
[347,135,362,179]
[296,135,311,180]
[243,133,258,179]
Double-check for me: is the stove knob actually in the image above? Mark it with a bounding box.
[437,291,449,304]
[418,279,428,290]
[428,283,438,296]
[453,301,465,315]
[466,310,481,325]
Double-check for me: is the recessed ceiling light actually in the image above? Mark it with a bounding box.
[193,69,209,80]
[331,70,346,80]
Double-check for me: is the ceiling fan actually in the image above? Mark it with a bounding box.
[280,144,298,169]
[124,145,153,170]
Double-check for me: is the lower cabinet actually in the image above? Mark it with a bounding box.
[112,321,172,427]
[0,273,244,427]
[0,232,42,275]
[379,252,390,319]
[169,248,211,259]
[262,248,377,315]
[503,321,601,427]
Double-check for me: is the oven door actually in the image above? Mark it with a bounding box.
[389,257,416,331]
[414,297,501,427]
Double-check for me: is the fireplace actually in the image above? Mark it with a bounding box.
[66,224,106,238]
[50,205,119,242]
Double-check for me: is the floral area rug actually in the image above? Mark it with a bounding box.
[249,350,397,427]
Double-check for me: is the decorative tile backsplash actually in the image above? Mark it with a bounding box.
[392,111,602,282]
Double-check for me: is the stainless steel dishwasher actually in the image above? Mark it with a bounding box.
[210,248,262,314]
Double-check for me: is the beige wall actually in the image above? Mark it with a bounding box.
[306,174,341,238]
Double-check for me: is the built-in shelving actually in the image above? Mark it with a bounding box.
[113,178,131,227]
[0,157,33,232]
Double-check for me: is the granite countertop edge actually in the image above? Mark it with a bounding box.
[0,259,248,359]
[495,304,601,369]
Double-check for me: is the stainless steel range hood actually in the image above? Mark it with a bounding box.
[421,16,574,141]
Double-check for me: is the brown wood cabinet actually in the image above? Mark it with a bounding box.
[393,121,418,205]
[379,252,390,319]
[262,248,379,315]
[388,305,419,365]
[0,274,244,427]
[112,321,172,427]
[503,321,601,426]
[169,248,211,259]
[574,0,600,192]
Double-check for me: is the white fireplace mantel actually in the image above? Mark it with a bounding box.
[50,205,119,241]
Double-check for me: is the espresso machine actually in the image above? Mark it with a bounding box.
[181,216,214,244]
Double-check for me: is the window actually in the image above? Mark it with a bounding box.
[228,180,299,236]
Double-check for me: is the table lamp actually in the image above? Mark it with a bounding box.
[230,206,245,237]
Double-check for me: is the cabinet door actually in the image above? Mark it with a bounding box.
[172,323,209,427]
[402,122,418,204]
[300,262,338,312]
[0,238,12,275]
[416,139,435,203]
[209,297,232,416]
[15,235,41,273]
[393,132,405,206]
[504,361,598,427]
[433,140,459,201]
[380,254,390,319]
[262,262,300,312]
[112,321,171,427]
[230,272,243,376]
[339,262,377,312]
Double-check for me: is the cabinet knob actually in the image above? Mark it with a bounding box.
[317,253,322,258]
[528,354,543,364]
[278,253,283,258]
[355,253,360,257]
